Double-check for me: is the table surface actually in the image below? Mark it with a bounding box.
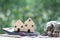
[0,34,60,38]
[0,34,60,40]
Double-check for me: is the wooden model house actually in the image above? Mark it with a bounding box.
[14,18,35,33]
[24,18,35,32]
[14,20,24,32]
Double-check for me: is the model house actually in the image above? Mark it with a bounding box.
[14,18,35,32]
[24,18,35,32]
[14,20,24,32]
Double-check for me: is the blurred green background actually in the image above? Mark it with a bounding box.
[0,0,60,34]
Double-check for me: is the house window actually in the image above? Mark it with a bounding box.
[32,25,34,27]
[21,26,23,28]
[29,19,31,21]
[25,24,27,27]
[15,26,17,28]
